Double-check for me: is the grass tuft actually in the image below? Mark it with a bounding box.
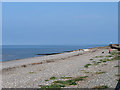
[53,76,88,87]
[95,56,104,58]
[105,55,113,57]
[95,71,106,74]
[53,80,77,86]
[60,77,72,79]
[84,64,91,68]
[93,61,102,65]
[45,76,57,81]
[90,59,93,60]
[93,85,108,89]
[45,80,49,81]
[99,58,111,62]
[29,71,35,74]
[84,72,89,73]
[41,76,88,88]
[72,76,88,81]
[50,76,57,80]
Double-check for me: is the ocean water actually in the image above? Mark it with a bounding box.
[2,45,107,62]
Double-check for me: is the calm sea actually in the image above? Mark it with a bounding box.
[1,45,107,62]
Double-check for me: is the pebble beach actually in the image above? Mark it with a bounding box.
[1,46,119,88]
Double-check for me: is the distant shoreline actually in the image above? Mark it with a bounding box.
[2,45,106,62]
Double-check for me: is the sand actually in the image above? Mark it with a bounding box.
[1,46,119,88]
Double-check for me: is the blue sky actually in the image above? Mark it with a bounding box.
[2,2,118,45]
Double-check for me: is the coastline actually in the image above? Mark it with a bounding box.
[2,48,84,70]
[2,46,107,70]
[2,45,107,62]
[2,46,119,88]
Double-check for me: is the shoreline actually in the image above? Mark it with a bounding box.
[2,48,80,62]
[2,46,108,70]
[2,45,119,88]
[2,49,84,70]
[2,46,110,71]
[2,45,107,62]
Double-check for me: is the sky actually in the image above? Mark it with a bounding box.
[2,2,118,45]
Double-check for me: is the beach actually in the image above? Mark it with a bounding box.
[2,46,119,88]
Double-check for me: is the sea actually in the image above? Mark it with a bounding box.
[1,45,107,62]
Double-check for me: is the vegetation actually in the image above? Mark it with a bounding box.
[99,58,111,62]
[50,77,57,80]
[40,51,120,88]
[110,51,118,55]
[84,72,89,73]
[60,77,72,79]
[95,72,106,74]
[45,76,57,81]
[93,61,101,65]
[114,65,120,67]
[105,55,113,57]
[84,64,92,68]
[95,56,104,58]
[53,80,77,86]
[90,59,93,60]
[41,76,88,88]
[92,61,96,63]
[72,76,88,81]
[93,85,108,89]
[29,71,35,74]
[45,80,49,81]
[112,56,120,60]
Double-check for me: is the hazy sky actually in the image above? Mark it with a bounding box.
[2,2,118,45]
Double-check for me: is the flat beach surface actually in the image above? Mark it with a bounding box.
[2,46,119,88]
